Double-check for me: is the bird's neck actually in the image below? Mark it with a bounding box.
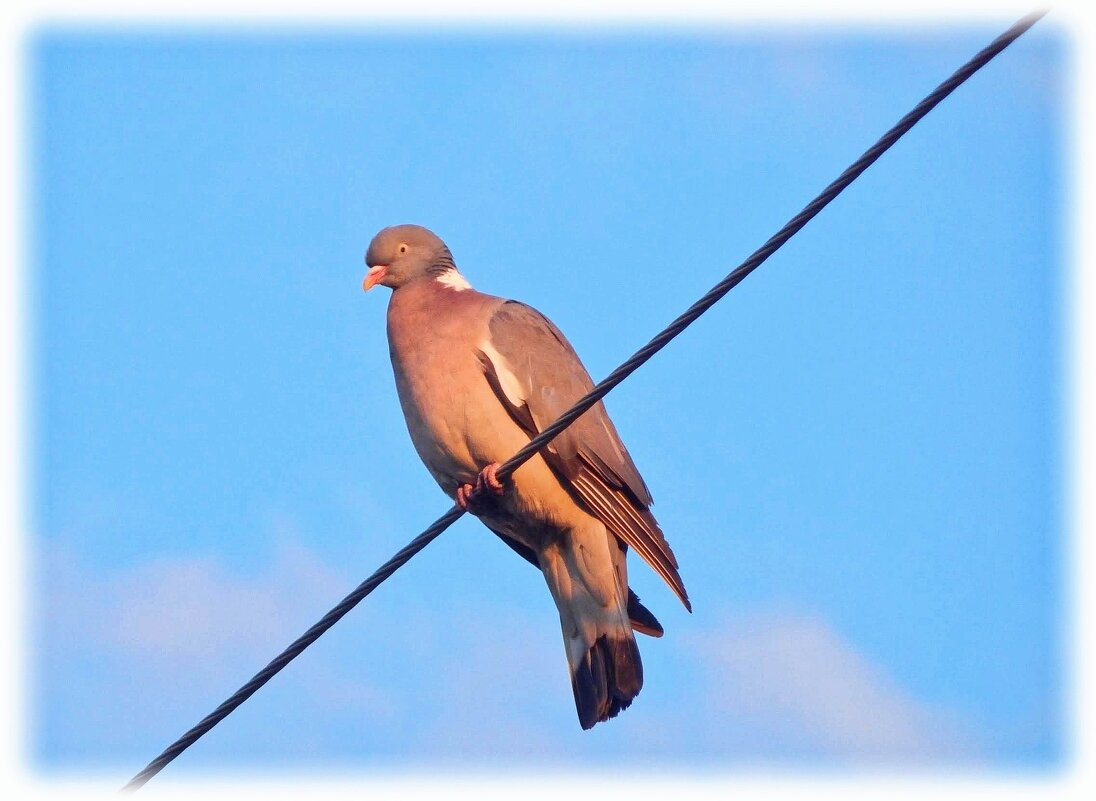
[387,273,495,351]
[389,272,479,319]
[400,268,473,293]
[433,268,472,291]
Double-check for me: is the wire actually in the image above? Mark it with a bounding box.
[123,10,1047,790]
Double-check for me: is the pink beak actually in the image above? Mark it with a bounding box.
[362,264,388,292]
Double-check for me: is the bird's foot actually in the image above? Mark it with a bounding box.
[477,463,505,496]
[455,462,505,515]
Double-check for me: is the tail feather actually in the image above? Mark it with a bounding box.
[570,633,644,730]
[627,589,663,637]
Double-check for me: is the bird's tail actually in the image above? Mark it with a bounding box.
[570,628,643,730]
[537,517,648,731]
[538,529,646,730]
[627,588,664,637]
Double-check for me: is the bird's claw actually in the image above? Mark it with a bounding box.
[455,463,505,515]
[455,483,477,512]
[477,463,505,496]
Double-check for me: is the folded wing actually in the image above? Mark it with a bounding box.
[476,301,690,611]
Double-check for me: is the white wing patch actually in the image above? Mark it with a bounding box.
[436,269,472,291]
[478,337,527,408]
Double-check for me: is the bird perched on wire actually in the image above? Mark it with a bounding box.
[362,224,690,729]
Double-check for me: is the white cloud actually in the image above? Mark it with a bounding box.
[32,537,409,768]
[39,540,347,668]
[32,539,982,770]
[689,608,980,764]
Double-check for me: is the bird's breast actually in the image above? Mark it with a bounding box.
[385,285,524,492]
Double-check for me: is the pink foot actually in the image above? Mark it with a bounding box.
[477,463,505,496]
[455,482,477,512]
[455,463,505,515]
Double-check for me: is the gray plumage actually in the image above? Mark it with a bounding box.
[363,224,689,728]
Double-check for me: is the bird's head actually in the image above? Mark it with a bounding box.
[362,224,455,291]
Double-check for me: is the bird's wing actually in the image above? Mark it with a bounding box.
[476,300,690,611]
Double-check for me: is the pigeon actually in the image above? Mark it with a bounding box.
[363,224,690,729]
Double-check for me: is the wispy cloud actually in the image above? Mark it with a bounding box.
[33,537,396,767]
[113,544,343,663]
[32,539,982,771]
[686,608,981,765]
[39,540,347,668]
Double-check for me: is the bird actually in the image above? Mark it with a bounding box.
[362,223,690,729]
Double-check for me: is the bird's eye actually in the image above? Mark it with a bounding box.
[398,243,408,254]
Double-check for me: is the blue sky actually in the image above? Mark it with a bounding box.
[28,23,1063,777]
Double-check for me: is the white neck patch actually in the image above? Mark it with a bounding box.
[435,269,472,291]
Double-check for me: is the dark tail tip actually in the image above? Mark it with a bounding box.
[571,634,644,730]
